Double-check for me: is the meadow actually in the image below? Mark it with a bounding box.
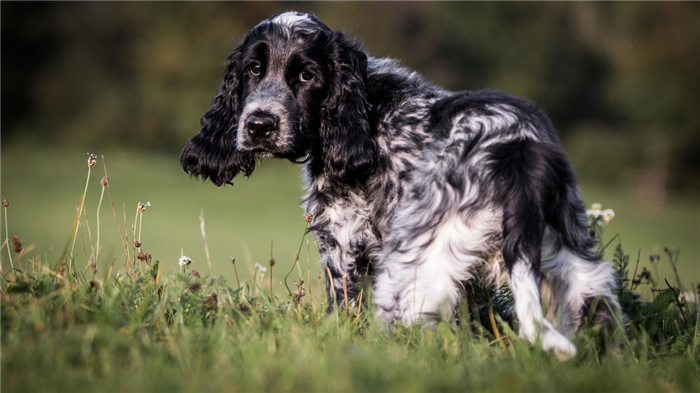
[2,144,698,294]
[1,144,699,392]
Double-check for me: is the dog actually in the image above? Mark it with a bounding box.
[180,12,620,360]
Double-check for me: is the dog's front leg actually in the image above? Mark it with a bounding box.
[307,195,379,311]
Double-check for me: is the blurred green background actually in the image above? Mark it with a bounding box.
[2,2,698,294]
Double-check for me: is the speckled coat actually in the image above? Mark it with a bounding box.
[181,12,620,360]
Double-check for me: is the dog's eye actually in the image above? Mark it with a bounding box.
[299,70,313,82]
[249,62,262,76]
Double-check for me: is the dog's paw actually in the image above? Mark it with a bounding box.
[541,328,577,361]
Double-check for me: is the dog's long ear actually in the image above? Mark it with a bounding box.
[319,31,376,182]
[180,48,255,186]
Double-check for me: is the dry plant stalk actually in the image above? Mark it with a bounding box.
[69,156,93,259]
[342,274,349,314]
[198,211,222,298]
[101,156,134,276]
[353,288,365,324]
[80,206,94,270]
[78,215,89,268]
[230,254,241,288]
[307,239,314,310]
[489,306,507,353]
[357,288,363,315]
[122,203,132,274]
[269,241,275,300]
[95,177,107,267]
[3,201,14,273]
[199,210,213,274]
[326,266,335,305]
[132,203,140,272]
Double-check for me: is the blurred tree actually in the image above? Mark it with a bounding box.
[570,2,700,201]
[1,1,698,198]
[2,2,63,135]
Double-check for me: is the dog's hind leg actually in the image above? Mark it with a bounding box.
[507,259,577,360]
[540,185,620,336]
[541,246,619,336]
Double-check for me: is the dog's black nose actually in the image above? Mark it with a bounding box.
[246,114,278,138]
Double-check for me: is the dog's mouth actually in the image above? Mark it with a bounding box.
[238,141,277,153]
[238,141,310,162]
[237,130,287,153]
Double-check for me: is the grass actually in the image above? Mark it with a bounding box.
[2,239,699,392]
[1,145,699,392]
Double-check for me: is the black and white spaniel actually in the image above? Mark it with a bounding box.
[181,12,619,360]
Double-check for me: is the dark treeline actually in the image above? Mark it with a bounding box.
[2,2,698,196]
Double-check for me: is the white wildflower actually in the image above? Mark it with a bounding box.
[601,209,615,224]
[179,255,193,267]
[586,203,615,228]
[254,262,267,272]
[586,208,602,219]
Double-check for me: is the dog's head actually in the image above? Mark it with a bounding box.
[180,12,376,186]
